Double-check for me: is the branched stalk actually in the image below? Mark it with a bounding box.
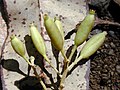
[32,66,47,90]
[43,55,61,78]
[68,45,77,61]
[59,46,77,90]
[39,79,47,90]
[61,48,69,69]
[59,55,83,90]
[61,49,69,62]
[59,68,69,90]
[22,56,47,90]
[68,56,83,71]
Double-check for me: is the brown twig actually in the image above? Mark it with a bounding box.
[95,17,120,26]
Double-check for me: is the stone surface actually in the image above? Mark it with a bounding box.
[1,0,89,90]
[0,12,8,90]
[0,13,7,57]
[114,0,120,6]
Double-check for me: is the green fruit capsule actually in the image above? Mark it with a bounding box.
[30,23,46,56]
[44,14,64,51]
[54,17,64,41]
[74,10,95,46]
[80,31,107,59]
[10,35,25,57]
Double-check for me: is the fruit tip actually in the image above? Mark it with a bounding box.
[89,9,95,15]
[10,35,15,40]
[43,14,49,21]
[103,31,107,36]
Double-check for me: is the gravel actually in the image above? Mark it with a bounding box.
[89,30,120,90]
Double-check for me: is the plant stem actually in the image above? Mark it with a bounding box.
[22,55,32,65]
[22,55,47,90]
[32,66,47,90]
[68,56,83,71]
[68,45,77,61]
[59,46,77,89]
[43,55,61,78]
[59,55,83,90]
[61,48,69,63]
[61,49,69,69]
[39,79,47,90]
[59,68,68,90]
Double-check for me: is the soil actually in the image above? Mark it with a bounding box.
[90,29,120,90]
[89,0,120,90]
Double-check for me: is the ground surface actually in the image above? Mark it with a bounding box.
[89,0,120,90]
[90,29,120,90]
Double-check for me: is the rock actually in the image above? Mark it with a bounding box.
[110,42,116,48]
[114,0,120,6]
[108,49,114,55]
[88,0,111,18]
[102,74,109,80]
[116,65,120,74]
[1,0,89,90]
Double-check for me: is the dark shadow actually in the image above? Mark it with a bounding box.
[65,29,76,40]
[108,0,120,23]
[14,76,43,90]
[0,0,10,27]
[24,35,42,59]
[68,58,89,76]
[67,43,114,76]
[1,59,27,76]
[51,43,60,88]
[24,35,42,75]
[24,35,55,87]
[66,45,77,64]
[88,0,112,19]
[0,65,3,90]
[59,28,77,74]
[34,56,55,86]
[51,43,60,72]
[50,29,78,88]
[0,1,10,89]
[88,0,120,24]
[61,45,77,74]
[1,35,58,90]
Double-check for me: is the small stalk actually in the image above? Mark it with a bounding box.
[31,66,47,90]
[23,56,47,90]
[43,55,61,78]
[68,45,77,61]
[59,46,77,89]
[61,48,69,71]
[59,56,83,90]
[22,55,32,66]
[61,49,69,64]
[68,56,83,71]
[59,68,69,90]
[39,79,47,90]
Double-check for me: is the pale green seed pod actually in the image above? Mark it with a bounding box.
[30,23,46,56]
[80,31,107,59]
[74,10,95,46]
[54,17,64,41]
[44,14,64,51]
[10,35,25,57]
